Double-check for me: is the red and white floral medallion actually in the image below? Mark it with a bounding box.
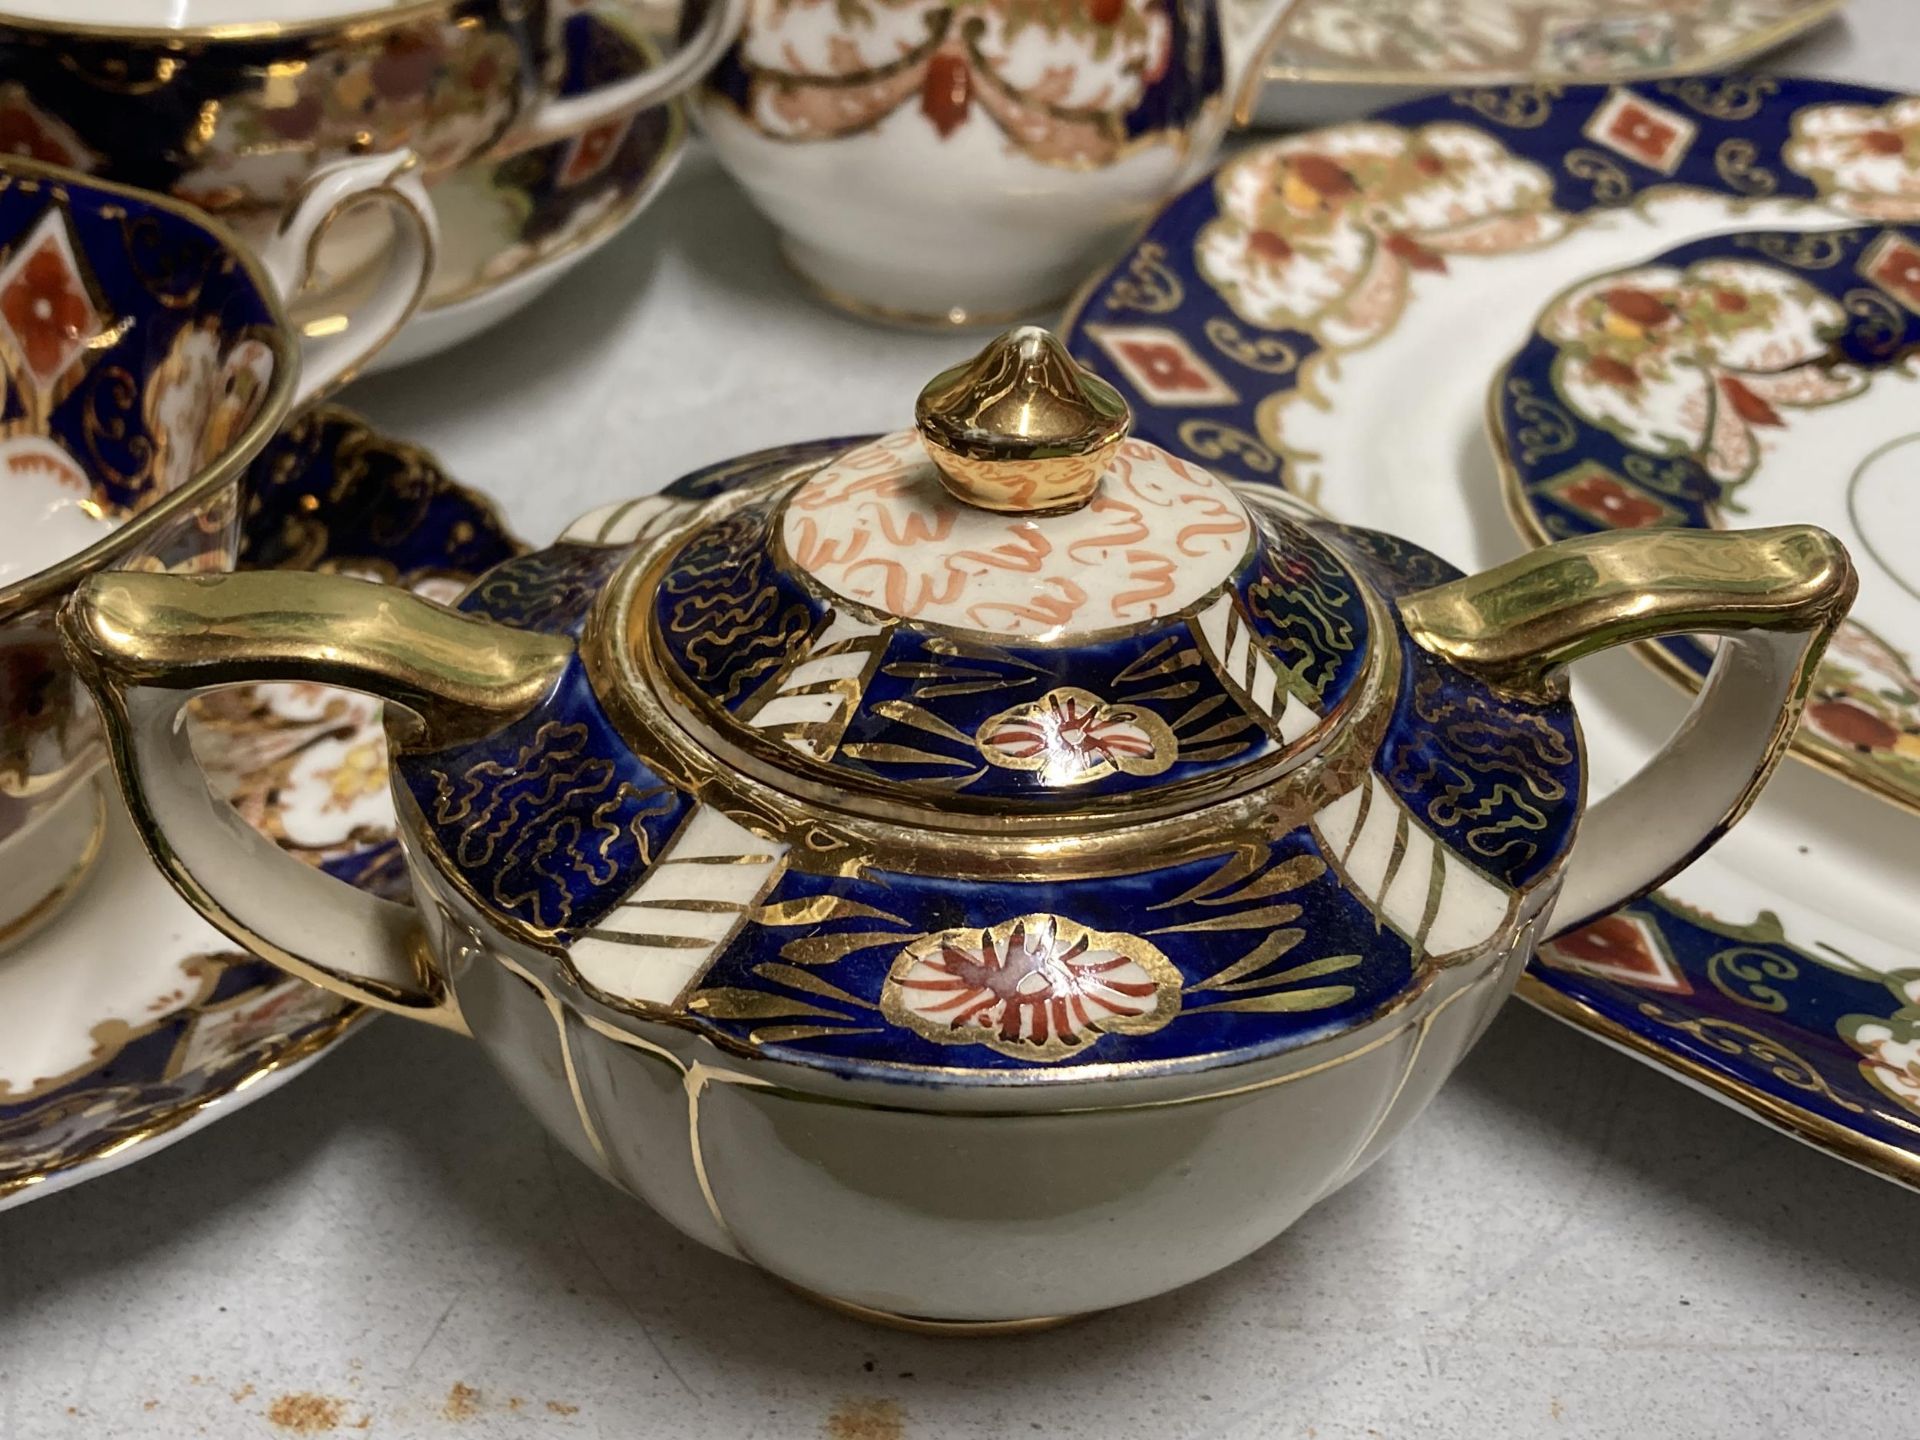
[1537,257,1867,487]
[1784,97,1920,221]
[977,686,1176,786]
[882,914,1182,1061]
[1195,121,1566,350]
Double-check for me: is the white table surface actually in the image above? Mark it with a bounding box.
[5,8,1920,1436]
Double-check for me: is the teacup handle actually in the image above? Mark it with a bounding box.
[516,0,749,147]
[256,150,438,401]
[1399,525,1855,936]
[60,570,572,1032]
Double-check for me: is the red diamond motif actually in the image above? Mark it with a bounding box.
[559,115,630,189]
[1537,911,1691,993]
[1860,231,1920,314]
[0,210,102,399]
[1083,323,1238,406]
[1581,90,1696,175]
[1541,461,1683,530]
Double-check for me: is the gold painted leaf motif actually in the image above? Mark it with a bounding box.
[686,988,843,1021]
[1186,986,1356,1015]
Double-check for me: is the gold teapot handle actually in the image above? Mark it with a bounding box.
[61,570,572,1031]
[1400,525,1856,934]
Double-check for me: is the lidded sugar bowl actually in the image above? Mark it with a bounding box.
[63,330,1852,1330]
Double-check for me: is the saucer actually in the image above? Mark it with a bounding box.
[0,409,522,1209]
[366,9,687,373]
[1246,0,1841,128]
[1063,77,1920,1187]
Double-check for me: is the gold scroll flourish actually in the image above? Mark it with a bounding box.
[1103,242,1183,314]
[1176,419,1279,477]
[1654,76,1780,122]
[120,213,216,312]
[1843,287,1907,357]
[1638,1002,1864,1112]
[1505,376,1576,465]
[80,364,155,496]
[1707,946,1799,1013]
[1713,138,1777,198]
[1205,318,1298,375]
[1448,84,1562,129]
[1621,453,1704,500]
[1732,229,1855,269]
[1562,149,1634,205]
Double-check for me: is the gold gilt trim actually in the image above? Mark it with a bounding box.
[915,326,1131,515]
[489,935,1504,1327]
[600,477,1390,846]
[1398,524,1855,705]
[587,524,1399,867]
[0,156,299,626]
[65,569,573,751]
[478,885,1512,1093]
[1515,973,1920,1192]
[780,1284,1081,1334]
[0,957,221,1106]
[285,152,438,399]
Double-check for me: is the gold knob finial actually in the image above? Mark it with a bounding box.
[914,326,1131,515]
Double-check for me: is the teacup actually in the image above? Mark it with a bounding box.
[0,0,744,224]
[0,151,434,945]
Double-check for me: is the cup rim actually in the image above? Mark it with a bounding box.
[0,154,300,623]
[0,0,469,45]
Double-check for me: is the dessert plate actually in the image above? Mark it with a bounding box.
[0,410,521,1209]
[1245,0,1842,128]
[1062,76,1920,1187]
[1496,222,1920,813]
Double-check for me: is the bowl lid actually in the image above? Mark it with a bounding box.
[632,329,1377,818]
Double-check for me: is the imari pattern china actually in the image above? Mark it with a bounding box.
[369,7,690,371]
[423,19,686,310]
[1497,224,1920,814]
[61,327,1848,1325]
[0,408,521,1209]
[0,150,433,945]
[1245,0,1841,127]
[0,0,741,227]
[0,159,299,949]
[1063,75,1920,1188]
[695,0,1282,320]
